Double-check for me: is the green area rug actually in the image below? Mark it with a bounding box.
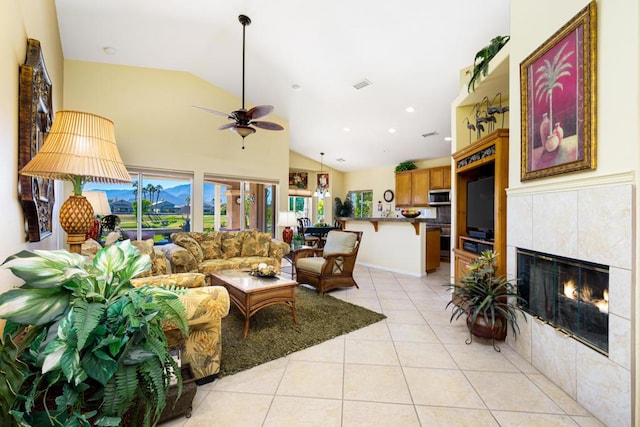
[219,286,386,377]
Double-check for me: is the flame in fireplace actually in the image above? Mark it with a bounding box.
[595,289,609,314]
[563,280,577,298]
[563,279,609,314]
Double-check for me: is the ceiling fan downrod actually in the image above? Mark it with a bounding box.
[239,14,251,111]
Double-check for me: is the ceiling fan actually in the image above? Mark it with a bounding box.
[194,14,283,149]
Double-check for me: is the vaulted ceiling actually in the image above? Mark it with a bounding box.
[55,0,510,172]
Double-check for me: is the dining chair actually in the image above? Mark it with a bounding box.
[297,218,319,247]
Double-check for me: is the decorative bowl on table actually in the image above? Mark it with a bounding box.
[250,263,278,278]
[401,210,421,218]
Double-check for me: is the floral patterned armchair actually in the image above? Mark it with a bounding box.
[83,238,230,383]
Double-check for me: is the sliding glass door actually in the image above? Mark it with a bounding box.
[204,175,277,235]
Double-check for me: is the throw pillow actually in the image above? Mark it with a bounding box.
[221,231,243,259]
[200,232,223,259]
[172,233,204,263]
[131,239,167,277]
[323,231,357,256]
[81,239,102,258]
[241,231,270,257]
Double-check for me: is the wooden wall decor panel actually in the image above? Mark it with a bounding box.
[18,38,55,242]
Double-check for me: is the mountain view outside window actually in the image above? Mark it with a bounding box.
[84,171,193,244]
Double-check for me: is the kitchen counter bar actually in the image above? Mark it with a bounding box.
[337,217,448,235]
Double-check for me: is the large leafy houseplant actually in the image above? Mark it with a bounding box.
[445,250,526,351]
[0,240,188,427]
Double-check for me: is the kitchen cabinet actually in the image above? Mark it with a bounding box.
[425,228,441,272]
[395,168,429,207]
[429,166,452,190]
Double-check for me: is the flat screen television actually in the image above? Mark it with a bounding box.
[466,175,494,238]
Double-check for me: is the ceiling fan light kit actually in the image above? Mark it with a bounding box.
[194,14,283,149]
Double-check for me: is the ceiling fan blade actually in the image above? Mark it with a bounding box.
[193,105,232,118]
[218,123,237,130]
[247,105,274,120]
[251,121,284,131]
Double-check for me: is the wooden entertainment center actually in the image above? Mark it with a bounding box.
[452,129,509,281]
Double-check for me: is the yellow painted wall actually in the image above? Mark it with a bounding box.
[64,60,291,231]
[0,0,65,292]
[288,151,345,223]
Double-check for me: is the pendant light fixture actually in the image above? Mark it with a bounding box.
[314,152,331,199]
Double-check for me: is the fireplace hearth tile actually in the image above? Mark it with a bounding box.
[505,311,532,364]
[577,185,632,269]
[576,345,631,427]
[608,266,631,319]
[531,319,577,398]
[608,313,631,370]
[506,195,533,249]
[532,192,578,258]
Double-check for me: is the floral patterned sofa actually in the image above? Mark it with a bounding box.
[165,230,290,280]
[83,238,230,383]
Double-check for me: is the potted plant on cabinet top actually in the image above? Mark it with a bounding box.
[394,161,417,173]
[444,250,526,351]
[0,240,188,427]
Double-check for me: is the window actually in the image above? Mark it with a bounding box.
[348,190,373,218]
[289,196,310,218]
[84,169,193,244]
[204,175,277,235]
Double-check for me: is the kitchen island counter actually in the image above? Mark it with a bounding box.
[337,217,449,276]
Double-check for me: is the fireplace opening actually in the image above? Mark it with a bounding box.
[516,249,609,354]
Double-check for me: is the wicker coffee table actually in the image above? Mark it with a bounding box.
[209,269,299,338]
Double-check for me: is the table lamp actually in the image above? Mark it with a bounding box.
[20,111,131,253]
[82,190,112,240]
[277,211,297,244]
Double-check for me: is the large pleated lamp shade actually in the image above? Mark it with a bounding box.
[20,111,131,253]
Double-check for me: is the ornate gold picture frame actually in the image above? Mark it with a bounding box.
[19,38,55,241]
[520,1,596,181]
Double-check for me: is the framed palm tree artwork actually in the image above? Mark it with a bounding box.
[520,1,596,181]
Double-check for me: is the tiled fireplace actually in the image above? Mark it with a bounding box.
[506,180,632,426]
[517,249,609,354]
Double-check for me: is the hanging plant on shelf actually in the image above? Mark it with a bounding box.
[467,35,510,93]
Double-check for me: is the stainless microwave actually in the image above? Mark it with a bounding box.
[428,189,451,205]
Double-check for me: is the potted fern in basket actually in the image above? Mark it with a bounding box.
[0,240,188,427]
[445,250,526,351]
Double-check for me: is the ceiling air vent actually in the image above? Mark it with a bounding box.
[352,79,372,90]
[422,131,439,138]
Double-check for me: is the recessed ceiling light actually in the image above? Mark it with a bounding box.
[444,136,452,141]
[406,107,415,113]
[343,127,351,132]
[388,128,396,134]
[103,46,116,55]
[291,84,302,91]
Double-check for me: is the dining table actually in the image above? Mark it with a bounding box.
[303,225,340,248]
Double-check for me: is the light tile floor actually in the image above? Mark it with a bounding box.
[163,264,604,427]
